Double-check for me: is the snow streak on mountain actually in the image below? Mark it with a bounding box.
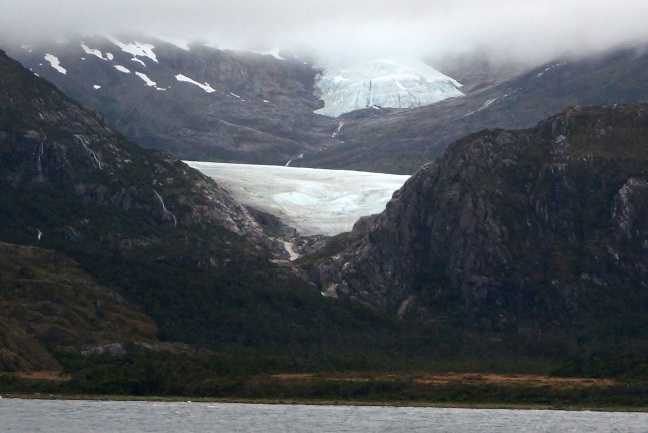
[315,59,464,117]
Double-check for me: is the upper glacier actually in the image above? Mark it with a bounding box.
[314,59,464,117]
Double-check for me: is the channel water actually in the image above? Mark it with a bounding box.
[2,399,647,432]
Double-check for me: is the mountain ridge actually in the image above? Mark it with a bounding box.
[305,103,648,343]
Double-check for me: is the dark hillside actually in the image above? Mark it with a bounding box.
[0,48,434,371]
[309,103,648,351]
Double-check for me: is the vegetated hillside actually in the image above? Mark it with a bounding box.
[0,241,157,371]
[306,103,648,351]
[0,48,437,372]
[294,46,648,173]
[8,36,338,165]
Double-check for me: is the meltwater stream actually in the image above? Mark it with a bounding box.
[2,399,648,432]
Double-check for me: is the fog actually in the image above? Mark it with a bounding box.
[2,0,648,66]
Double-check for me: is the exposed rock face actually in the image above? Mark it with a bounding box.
[0,47,287,258]
[309,104,648,333]
[8,37,338,165]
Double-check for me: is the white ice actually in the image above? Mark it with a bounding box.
[186,161,409,236]
[114,65,131,73]
[108,37,158,63]
[175,74,216,93]
[315,59,463,117]
[44,54,66,74]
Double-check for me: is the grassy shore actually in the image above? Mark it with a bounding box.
[2,371,648,411]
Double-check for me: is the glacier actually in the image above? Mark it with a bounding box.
[186,161,409,236]
[315,59,463,117]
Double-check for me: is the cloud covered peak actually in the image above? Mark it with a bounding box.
[2,0,648,67]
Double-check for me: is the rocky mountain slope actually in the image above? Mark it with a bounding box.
[8,36,338,165]
[306,103,648,343]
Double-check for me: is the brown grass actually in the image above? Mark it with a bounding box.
[18,371,71,381]
[271,372,616,388]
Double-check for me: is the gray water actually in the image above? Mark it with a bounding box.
[2,399,648,432]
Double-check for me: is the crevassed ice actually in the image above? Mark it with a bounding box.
[315,59,463,117]
[186,161,409,236]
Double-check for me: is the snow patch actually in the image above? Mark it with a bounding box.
[135,72,166,90]
[187,161,409,236]
[108,37,158,63]
[332,121,345,138]
[175,74,216,93]
[44,54,66,74]
[114,65,131,74]
[315,59,463,117]
[537,63,565,78]
[465,98,498,117]
[131,57,146,67]
[93,85,101,89]
[106,53,114,60]
[81,43,106,60]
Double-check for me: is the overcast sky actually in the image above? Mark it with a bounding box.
[2,0,648,66]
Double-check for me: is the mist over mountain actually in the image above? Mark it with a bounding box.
[4,0,648,71]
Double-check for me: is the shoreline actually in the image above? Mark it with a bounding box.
[2,393,648,413]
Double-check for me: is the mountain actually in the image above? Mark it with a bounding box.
[8,36,338,165]
[5,36,466,171]
[0,47,431,372]
[305,103,648,347]
[293,46,648,173]
[314,59,463,117]
[11,38,648,175]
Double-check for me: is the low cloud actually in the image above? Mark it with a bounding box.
[2,0,648,66]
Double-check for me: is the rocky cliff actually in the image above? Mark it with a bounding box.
[308,103,648,337]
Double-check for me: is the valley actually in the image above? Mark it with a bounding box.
[2,29,648,406]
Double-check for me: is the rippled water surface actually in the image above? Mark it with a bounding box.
[2,399,648,432]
